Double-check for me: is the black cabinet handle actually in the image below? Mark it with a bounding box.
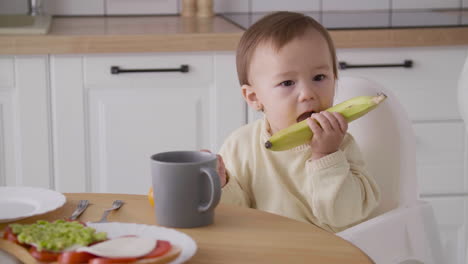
[110,64,189,74]
[338,60,413,70]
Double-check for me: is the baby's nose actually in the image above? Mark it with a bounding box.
[298,84,317,101]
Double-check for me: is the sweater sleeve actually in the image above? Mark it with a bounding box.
[303,134,380,232]
[218,135,251,208]
[220,171,251,207]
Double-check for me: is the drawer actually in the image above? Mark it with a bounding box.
[337,46,468,121]
[0,57,14,90]
[414,121,466,194]
[84,53,213,89]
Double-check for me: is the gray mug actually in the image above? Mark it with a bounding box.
[150,151,221,228]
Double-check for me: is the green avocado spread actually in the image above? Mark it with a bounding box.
[9,220,107,252]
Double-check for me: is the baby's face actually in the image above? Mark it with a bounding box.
[247,29,335,134]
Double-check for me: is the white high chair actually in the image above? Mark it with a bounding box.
[334,76,445,264]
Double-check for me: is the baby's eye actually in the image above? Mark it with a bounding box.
[280,80,295,87]
[313,74,326,81]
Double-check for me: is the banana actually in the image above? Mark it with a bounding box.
[265,93,387,151]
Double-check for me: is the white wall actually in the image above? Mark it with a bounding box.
[0,0,28,14]
[1,0,465,16]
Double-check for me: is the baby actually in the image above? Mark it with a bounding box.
[214,11,380,233]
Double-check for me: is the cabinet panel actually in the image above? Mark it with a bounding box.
[213,52,246,152]
[337,46,468,121]
[0,58,14,186]
[15,56,52,188]
[0,94,14,186]
[50,56,88,192]
[414,122,466,194]
[84,53,213,89]
[423,197,467,264]
[0,57,14,90]
[88,87,210,194]
[0,56,52,188]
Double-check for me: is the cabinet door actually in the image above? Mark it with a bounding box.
[337,46,468,121]
[0,56,52,188]
[88,83,211,194]
[86,53,214,194]
[0,57,15,186]
[414,121,466,195]
[423,197,467,264]
[51,52,244,194]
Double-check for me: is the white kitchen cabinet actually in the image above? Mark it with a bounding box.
[336,46,468,193]
[335,46,468,264]
[50,52,244,194]
[0,56,52,188]
[337,46,468,121]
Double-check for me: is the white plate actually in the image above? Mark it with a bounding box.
[87,222,197,264]
[0,187,66,223]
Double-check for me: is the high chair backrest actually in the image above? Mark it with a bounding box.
[334,76,418,218]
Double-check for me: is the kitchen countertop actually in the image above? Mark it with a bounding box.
[0,15,468,55]
[0,16,244,54]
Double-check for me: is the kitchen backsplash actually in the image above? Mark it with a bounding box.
[0,0,467,15]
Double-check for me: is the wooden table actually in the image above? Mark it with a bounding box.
[0,193,372,263]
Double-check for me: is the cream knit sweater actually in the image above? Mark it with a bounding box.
[219,118,380,233]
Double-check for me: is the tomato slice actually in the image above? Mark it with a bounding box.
[29,246,60,262]
[58,251,96,264]
[86,239,172,264]
[142,240,172,259]
[88,257,139,264]
[3,226,19,244]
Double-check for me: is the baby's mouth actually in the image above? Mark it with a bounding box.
[296,111,315,123]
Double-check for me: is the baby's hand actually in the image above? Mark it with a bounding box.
[200,149,227,187]
[306,111,348,160]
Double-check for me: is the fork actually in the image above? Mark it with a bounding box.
[69,200,89,221]
[96,200,124,223]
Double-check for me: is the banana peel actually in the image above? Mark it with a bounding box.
[265,93,387,151]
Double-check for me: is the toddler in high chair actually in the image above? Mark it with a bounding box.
[212,11,380,233]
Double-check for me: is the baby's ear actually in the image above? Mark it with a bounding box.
[241,84,262,111]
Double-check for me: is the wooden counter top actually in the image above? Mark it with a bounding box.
[330,27,468,49]
[0,15,467,55]
[0,16,244,55]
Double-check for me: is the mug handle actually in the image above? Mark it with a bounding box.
[198,167,221,213]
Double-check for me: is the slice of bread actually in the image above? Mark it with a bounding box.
[0,238,182,264]
[0,238,39,264]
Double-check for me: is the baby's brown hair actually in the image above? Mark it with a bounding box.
[236,11,338,86]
